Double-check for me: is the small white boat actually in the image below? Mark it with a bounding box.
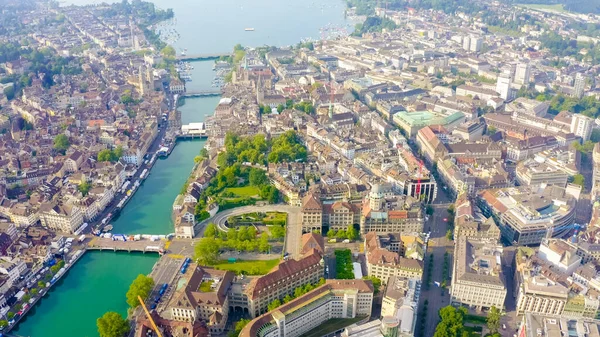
[245,28,255,31]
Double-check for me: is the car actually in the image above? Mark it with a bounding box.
[150,303,157,310]
[443,218,448,222]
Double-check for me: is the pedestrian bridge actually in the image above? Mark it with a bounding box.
[87,236,165,254]
[182,90,221,97]
[176,52,231,61]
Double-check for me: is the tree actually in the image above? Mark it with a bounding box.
[573,174,585,187]
[98,149,112,162]
[277,104,285,113]
[53,134,70,153]
[78,181,91,196]
[426,205,434,215]
[97,311,130,337]
[0,320,7,329]
[264,105,272,114]
[346,225,358,241]
[229,318,251,337]
[6,312,13,320]
[194,237,220,265]
[327,229,337,238]
[249,168,268,186]
[259,232,270,252]
[363,276,382,294]
[125,274,154,308]
[267,299,281,311]
[283,294,293,303]
[446,229,454,241]
[487,306,501,334]
[3,86,14,100]
[31,287,38,295]
[204,223,217,238]
[161,46,176,59]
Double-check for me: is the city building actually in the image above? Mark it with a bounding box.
[478,185,576,246]
[517,312,600,337]
[364,232,424,283]
[360,185,424,235]
[516,159,569,187]
[514,62,531,86]
[574,73,586,99]
[571,114,594,141]
[496,73,512,101]
[38,202,84,234]
[450,237,507,310]
[165,264,234,335]
[239,280,374,337]
[514,247,569,316]
[381,276,421,336]
[538,239,581,275]
[245,250,324,318]
[392,110,465,137]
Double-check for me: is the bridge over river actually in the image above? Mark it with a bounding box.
[176,52,231,61]
[182,89,221,97]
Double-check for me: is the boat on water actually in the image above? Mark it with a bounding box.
[102,224,113,233]
[245,28,255,31]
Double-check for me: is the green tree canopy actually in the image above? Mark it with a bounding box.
[53,134,70,153]
[125,274,154,308]
[487,306,501,334]
[572,174,585,187]
[97,311,130,337]
[78,181,91,196]
[194,237,220,265]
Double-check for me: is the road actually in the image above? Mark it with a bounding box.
[418,189,455,337]
[196,204,302,259]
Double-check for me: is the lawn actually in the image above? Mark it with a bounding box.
[517,3,565,12]
[300,317,365,337]
[264,212,287,226]
[199,280,214,292]
[465,314,487,325]
[225,186,261,197]
[212,258,280,275]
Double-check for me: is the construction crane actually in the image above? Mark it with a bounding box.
[138,295,163,337]
[416,160,423,198]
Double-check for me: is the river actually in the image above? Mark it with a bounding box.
[15,0,353,335]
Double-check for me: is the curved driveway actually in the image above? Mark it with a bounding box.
[196,204,302,258]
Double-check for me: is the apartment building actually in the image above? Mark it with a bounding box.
[450,237,507,310]
[364,232,424,284]
[39,202,84,233]
[514,248,569,316]
[245,250,324,318]
[240,280,374,337]
[166,265,234,335]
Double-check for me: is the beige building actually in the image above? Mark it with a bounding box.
[360,185,423,235]
[240,280,374,337]
[166,265,234,334]
[300,194,323,232]
[365,232,424,284]
[39,202,84,233]
[514,248,569,316]
[245,250,324,318]
[450,237,507,310]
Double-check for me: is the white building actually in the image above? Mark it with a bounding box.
[496,73,512,100]
[571,114,593,141]
[514,62,531,86]
[538,239,581,275]
[0,257,27,287]
[574,73,585,99]
[240,280,374,337]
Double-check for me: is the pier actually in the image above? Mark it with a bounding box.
[182,90,221,97]
[176,52,231,61]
